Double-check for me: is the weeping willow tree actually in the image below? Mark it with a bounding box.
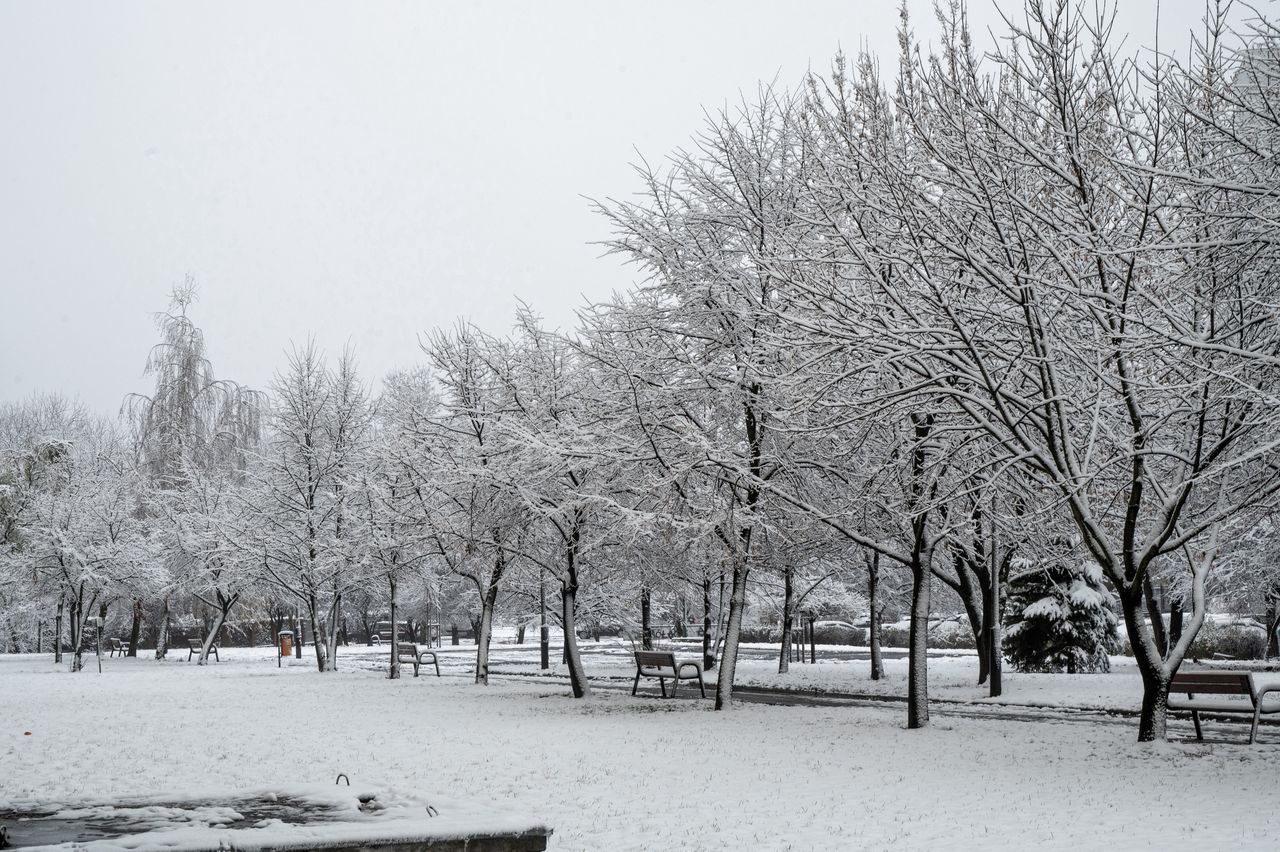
[123,279,263,659]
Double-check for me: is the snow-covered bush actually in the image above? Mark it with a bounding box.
[810,623,866,646]
[1004,561,1120,673]
[1187,620,1268,661]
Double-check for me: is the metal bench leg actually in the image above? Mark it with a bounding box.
[697,675,706,698]
[1251,706,1261,745]
[1192,710,1203,741]
[432,656,440,677]
[659,677,667,698]
[670,678,679,698]
[631,671,641,696]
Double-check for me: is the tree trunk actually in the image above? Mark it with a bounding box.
[906,565,931,729]
[955,563,987,685]
[779,563,793,674]
[126,598,142,657]
[640,587,653,651]
[713,568,728,664]
[561,581,590,698]
[324,595,342,672]
[475,595,496,685]
[1169,596,1184,648]
[1117,577,1206,742]
[1127,600,1171,742]
[54,594,65,664]
[389,575,401,679]
[69,595,84,673]
[155,595,171,660]
[474,549,505,685]
[985,562,1003,698]
[558,512,590,700]
[867,552,883,681]
[199,592,235,666]
[1143,574,1168,657]
[714,549,750,710]
[1267,597,1280,661]
[702,573,715,670]
[307,594,331,672]
[539,575,549,670]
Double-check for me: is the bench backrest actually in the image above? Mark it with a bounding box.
[1170,671,1251,694]
[398,643,419,658]
[110,638,122,650]
[635,651,677,670]
[187,639,201,649]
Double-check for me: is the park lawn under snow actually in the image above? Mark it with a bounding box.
[489,637,1152,712]
[4,647,1279,851]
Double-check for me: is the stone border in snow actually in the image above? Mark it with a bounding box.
[0,783,551,851]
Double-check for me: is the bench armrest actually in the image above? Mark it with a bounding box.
[1252,679,1280,711]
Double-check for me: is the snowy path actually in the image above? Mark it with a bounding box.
[493,669,1280,745]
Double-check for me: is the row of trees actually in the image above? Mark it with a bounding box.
[5,1,1280,742]
[553,0,1280,741]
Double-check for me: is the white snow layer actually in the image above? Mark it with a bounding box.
[3,645,1278,851]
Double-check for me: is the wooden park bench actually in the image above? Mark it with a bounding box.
[1168,670,1280,744]
[397,642,440,677]
[631,650,705,698]
[109,638,129,657]
[187,638,219,662]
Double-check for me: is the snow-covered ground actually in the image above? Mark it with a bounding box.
[4,643,1279,850]
[491,637,1174,712]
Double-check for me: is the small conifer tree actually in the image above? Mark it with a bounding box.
[1005,560,1120,673]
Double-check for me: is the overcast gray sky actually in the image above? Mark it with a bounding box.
[0,1,1229,414]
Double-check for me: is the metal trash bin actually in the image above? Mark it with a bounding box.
[278,630,294,657]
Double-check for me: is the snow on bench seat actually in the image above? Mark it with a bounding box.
[631,650,706,698]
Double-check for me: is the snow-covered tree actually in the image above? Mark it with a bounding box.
[1005,556,1120,674]
[23,421,157,671]
[590,85,816,709]
[0,394,93,655]
[416,324,528,685]
[124,282,262,658]
[250,343,373,672]
[488,309,632,698]
[366,366,440,679]
[155,456,256,664]
[882,2,1280,739]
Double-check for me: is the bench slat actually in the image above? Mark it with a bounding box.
[634,651,676,666]
[1170,672,1251,695]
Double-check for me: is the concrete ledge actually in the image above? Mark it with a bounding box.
[0,784,551,851]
